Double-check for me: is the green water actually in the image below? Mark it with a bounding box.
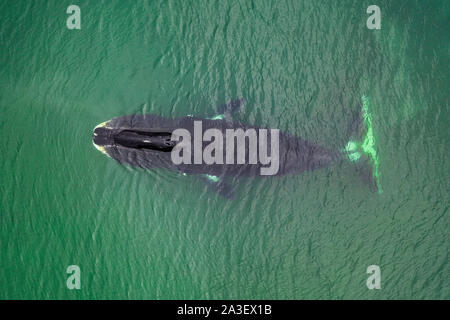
[1,0,448,299]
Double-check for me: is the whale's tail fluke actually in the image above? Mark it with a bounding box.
[343,96,382,194]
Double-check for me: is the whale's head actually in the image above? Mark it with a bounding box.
[92,120,176,160]
[92,121,113,157]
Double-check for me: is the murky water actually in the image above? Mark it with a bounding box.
[1,0,448,299]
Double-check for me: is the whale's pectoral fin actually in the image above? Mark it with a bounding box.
[355,156,379,193]
[219,98,246,115]
[199,174,235,199]
[209,98,246,121]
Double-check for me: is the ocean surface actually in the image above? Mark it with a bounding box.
[1,0,448,299]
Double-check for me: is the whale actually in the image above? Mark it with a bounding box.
[92,97,381,198]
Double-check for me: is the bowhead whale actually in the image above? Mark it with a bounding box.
[92,97,381,198]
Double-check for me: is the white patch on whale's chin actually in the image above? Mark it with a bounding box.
[92,141,111,157]
[94,120,112,130]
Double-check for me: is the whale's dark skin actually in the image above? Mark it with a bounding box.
[92,100,350,198]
